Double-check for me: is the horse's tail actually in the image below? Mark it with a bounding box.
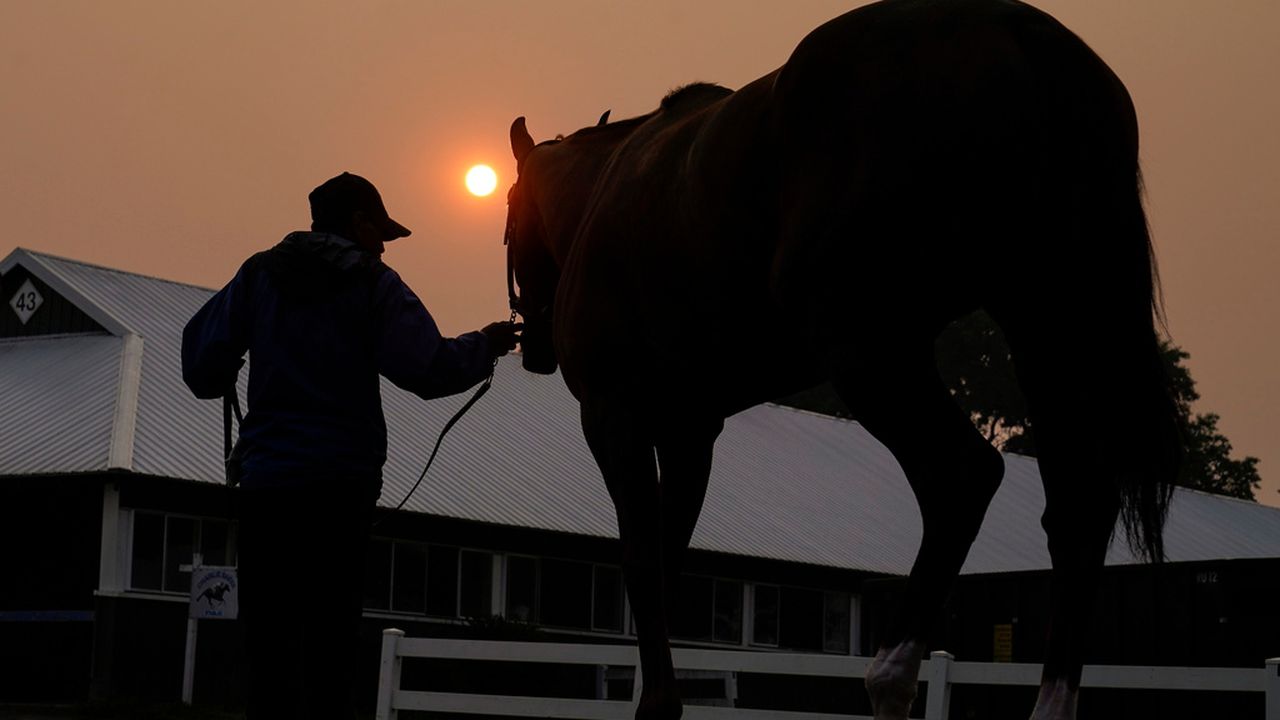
[1101,167,1186,562]
[997,156,1186,564]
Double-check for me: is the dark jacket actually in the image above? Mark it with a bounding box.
[182,231,492,487]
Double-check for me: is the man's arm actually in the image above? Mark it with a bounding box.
[182,264,251,399]
[375,269,501,400]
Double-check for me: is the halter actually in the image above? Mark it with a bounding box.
[503,182,521,323]
[504,138,561,325]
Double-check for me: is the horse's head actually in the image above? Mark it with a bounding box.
[506,110,627,374]
[506,116,561,374]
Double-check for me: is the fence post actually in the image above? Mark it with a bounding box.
[1265,657,1280,720]
[924,651,953,720]
[376,628,405,720]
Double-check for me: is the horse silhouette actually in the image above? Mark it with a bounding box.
[196,582,231,608]
[504,2,1184,719]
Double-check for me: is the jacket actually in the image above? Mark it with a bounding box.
[181,231,493,487]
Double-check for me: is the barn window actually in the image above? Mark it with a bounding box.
[592,565,625,632]
[130,512,164,590]
[364,539,392,610]
[753,584,780,646]
[713,580,744,643]
[460,550,494,619]
[505,555,538,622]
[540,558,593,629]
[671,575,715,641]
[392,543,427,613]
[823,591,852,653]
[127,511,238,594]
[779,586,824,651]
[162,517,197,593]
[426,545,460,617]
[749,584,853,654]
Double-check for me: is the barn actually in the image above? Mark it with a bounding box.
[3,247,1277,715]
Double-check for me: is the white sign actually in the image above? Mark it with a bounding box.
[9,279,43,325]
[189,566,238,620]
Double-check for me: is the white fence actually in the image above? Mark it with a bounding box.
[375,628,1280,720]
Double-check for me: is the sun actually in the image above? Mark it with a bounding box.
[465,164,498,197]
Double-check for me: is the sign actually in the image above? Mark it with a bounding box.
[993,623,1013,663]
[9,279,43,325]
[189,566,238,620]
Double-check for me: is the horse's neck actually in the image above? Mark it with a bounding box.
[536,142,625,265]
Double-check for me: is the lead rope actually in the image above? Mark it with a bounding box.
[375,315,514,528]
[222,391,243,532]
[377,187,522,526]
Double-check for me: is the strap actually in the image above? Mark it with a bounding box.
[223,391,243,463]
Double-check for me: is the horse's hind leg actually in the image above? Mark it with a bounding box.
[580,400,681,720]
[832,345,1004,720]
[995,310,1123,720]
[656,419,723,620]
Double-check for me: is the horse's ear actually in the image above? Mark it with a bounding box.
[597,110,611,126]
[511,117,535,169]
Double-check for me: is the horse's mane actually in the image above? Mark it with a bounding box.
[564,82,733,141]
[660,82,732,110]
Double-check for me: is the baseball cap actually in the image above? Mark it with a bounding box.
[308,172,412,240]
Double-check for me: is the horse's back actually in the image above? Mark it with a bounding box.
[768,0,1142,337]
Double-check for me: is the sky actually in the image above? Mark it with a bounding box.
[2,1,1276,506]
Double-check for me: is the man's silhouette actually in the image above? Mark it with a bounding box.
[182,172,518,719]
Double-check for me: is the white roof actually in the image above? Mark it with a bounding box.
[4,246,1279,576]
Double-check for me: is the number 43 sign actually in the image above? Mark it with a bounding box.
[9,279,43,325]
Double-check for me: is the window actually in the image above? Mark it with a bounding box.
[460,551,494,619]
[749,583,853,654]
[162,517,197,593]
[539,558,593,629]
[130,513,163,590]
[753,584,780,646]
[364,539,392,610]
[713,580,744,643]
[671,575,714,641]
[200,519,233,567]
[779,586,824,651]
[364,542,492,618]
[392,543,426,613]
[498,556,625,633]
[426,545,459,617]
[823,591,851,654]
[592,565,624,633]
[128,511,237,594]
[506,556,538,622]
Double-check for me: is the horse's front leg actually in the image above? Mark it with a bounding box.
[581,400,681,720]
[655,419,723,624]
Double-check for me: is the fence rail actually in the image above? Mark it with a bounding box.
[375,628,1280,720]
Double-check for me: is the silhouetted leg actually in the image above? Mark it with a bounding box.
[1004,324,1121,720]
[581,401,680,720]
[655,421,722,618]
[833,348,1004,720]
[1030,481,1117,720]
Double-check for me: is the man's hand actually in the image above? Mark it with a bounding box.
[481,321,523,358]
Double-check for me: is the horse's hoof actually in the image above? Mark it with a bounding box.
[1029,677,1078,720]
[866,645,921,720]
[866,678,916,720]
[634,694,683,720]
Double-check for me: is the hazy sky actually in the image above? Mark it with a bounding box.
[3,1,1276,506]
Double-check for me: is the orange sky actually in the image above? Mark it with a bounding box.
[2,1,1276,506]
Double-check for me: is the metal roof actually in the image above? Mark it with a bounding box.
[3,246,1279,576]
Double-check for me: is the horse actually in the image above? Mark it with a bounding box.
[197,582,231,608]
[503,1,1184,718]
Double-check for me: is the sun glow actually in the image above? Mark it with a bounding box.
[465,164,498,197]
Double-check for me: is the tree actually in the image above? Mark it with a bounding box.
[775,311,1262,500]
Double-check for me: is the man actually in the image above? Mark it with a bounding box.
[182,172,519,718]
